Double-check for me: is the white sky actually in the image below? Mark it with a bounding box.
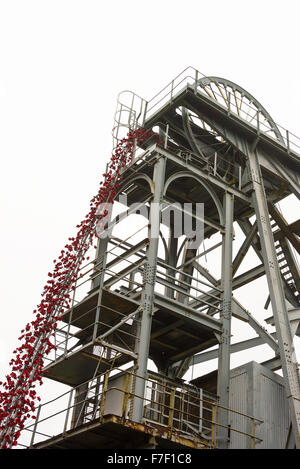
[0,0,300,417]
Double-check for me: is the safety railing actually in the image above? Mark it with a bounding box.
[18,368,263,449]
[43,203,227,369]
[112,90,148,149]
[113,66,300,156]
[42,223,150,366]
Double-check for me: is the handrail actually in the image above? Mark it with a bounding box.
[19,366,263,449]
[113,65,300,157]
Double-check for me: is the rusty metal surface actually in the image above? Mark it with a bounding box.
[31,414,212,450]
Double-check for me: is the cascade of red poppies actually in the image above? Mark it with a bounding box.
[0,128,159,449]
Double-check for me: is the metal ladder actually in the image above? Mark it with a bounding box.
[270,215,300,305]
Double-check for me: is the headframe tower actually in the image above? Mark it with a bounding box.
[10,68,300,449]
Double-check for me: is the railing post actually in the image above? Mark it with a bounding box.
[142,100,148,127]
[250,417,256,449]
[170,80,174,103]
[214,152,217,176]
[168,388,175,437]
[199,388,203,433]
[164,124,169,149]
[63,389,74,433]
[121,372,131,421]
[286,129,290,153]
[29,404,41,447]
[211,404,217,448]
[194,70,199,92]
[99,371,109,421]
[227,91,231,115]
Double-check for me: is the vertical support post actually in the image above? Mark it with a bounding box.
[170,80,174,103]
[142,99,148,127]
[165,220,178,299]
[238,165,242,191]
[199,388,203,433]
[99,371,109,421]
[217,191,234,448]
[194,69,199,92]
[164,124,169,149]
[92,207,112,341]
[256,110,260,134]
[247,145,300,448]
[214,152,217,176]
[64,389,74,433]
[71,382,88,429]
[132,155,166,423]
[168,388,175,434]
[286,129,290,153]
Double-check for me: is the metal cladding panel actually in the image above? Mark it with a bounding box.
[228,370,249,449]
[256,371,290,448]
[228,362,290,449]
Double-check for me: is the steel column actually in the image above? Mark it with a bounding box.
[216,191,234,448]
[92,208,113,341]
[132,155,166,423]
[165,219,178,299]
[247,145,300,448]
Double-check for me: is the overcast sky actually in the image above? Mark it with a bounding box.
[0,0,299,409]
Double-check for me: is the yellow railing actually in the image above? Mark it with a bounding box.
[19,367,263,449]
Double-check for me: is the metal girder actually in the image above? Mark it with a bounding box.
[232,221,258,276]
[176,240,197,304]
[156,146,251,203]
[95,339,137,359]
[216,192,234,448]
[232,299,278,353]
[247,144,300,448]
[190,336,274,365]
[169,265,279,378]
[168,338,217,364]
[189,263,265,308]
[266,307,300,338]
[92,208,113,341]
[153,293,222,334]
[97,308,141,341]
[132,155,166,423]
[193,261,220,288]
[165,222,178,299]
[237,218,262,261]
[151,320,183,340]
[232,264,265,289]
[188,258,278,350]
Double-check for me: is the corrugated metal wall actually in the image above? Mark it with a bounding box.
[228,362,290,449]
[258,372,290,448]
[228,370,249,448]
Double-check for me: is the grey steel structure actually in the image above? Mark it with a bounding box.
[21,68,300,449]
